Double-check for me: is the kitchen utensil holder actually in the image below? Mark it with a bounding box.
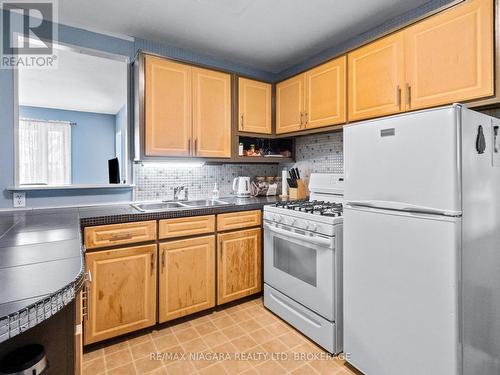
[289,179,307,200]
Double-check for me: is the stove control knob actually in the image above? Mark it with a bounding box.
[308,223,318,231]
[274,214,283,222]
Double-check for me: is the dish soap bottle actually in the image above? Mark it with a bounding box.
[212,183,220,199]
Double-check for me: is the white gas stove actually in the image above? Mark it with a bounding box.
[263,173,344,354]
[264,173,344,234]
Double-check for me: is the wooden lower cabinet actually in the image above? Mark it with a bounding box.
[217,228,262,305]
[84,244,157,345]
[217,210,262,232]
[159,235,216,322]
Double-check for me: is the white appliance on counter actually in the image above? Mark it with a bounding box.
[232,176,251,197]
[263,173,344,354]
[343,104,500,375]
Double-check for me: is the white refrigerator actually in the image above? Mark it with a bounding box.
[343,104,500,375]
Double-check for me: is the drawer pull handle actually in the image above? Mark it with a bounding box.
[110,232,134,241]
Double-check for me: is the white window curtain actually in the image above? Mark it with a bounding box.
[19,118,72,185]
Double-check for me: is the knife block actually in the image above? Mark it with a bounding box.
[289,179,307,200]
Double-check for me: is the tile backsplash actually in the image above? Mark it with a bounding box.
[288,131,344,184]
[134,164,280,201]
[133,131,344,200]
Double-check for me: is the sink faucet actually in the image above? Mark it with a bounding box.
[173,186,188,201]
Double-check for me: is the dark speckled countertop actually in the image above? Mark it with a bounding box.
[0,195,280,343]
[0,208,85,343]
[78,196,281,227]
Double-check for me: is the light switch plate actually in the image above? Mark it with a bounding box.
[13,192,26,208]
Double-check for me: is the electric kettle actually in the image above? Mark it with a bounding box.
[232,176,251,197]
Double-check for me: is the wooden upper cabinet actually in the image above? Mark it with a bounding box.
[145,56,192,156]
[404,0,493,110]
[305,56,347,129]
[84,244,157,344]
[238,78,272,134]
[348,33,406,121]
[276,74,305,134]
[192,67,232,158]
[159,235,215,322]
[217,228,262,305]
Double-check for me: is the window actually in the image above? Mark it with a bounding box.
[18,118,72,185]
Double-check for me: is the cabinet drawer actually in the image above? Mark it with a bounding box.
[159,215,215,239]
[217,210,262,231]
[84,221,156,249]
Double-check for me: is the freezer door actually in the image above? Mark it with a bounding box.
[344,106,461,214]
[344,206,461,375]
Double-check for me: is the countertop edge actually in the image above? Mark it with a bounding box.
[79,198,278,227]
[0,250,85,344]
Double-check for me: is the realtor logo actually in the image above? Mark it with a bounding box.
[1,0,58,68]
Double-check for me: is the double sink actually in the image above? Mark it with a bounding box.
[131,198,233,212]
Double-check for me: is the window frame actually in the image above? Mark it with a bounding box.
[13,37,131,188]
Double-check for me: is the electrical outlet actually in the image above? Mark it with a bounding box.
[13,192,26,208]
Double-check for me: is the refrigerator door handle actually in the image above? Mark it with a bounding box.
[345,200,462,217]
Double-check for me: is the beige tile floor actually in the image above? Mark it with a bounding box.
[83,297,362,375]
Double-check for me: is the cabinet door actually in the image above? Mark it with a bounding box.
[192,67,232,158]
[217,228,262,305]
[405,0,493,110]
[348,33,406,121]
[238,78,272,134]
[276,74,305,134]
[305,56,347,129]
[159,235,215,322]
[84,245,157,345]
[145,56,192,156]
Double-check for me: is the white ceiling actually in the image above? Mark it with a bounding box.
[18,47,127,114]
[58,0,430,73]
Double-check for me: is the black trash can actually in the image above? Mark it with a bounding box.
[0,344,48,375]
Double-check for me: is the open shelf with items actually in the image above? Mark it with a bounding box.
[236,136,294,163]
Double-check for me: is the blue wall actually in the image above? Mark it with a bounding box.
[19,106,116,184]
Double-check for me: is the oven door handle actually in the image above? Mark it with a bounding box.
[264,224,332,247]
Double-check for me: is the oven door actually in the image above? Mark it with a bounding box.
[264,221,335,320]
